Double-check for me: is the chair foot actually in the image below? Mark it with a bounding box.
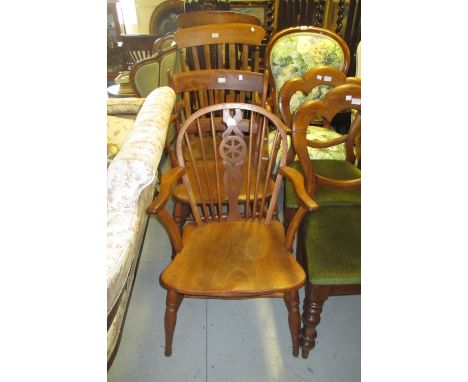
[300,284,329,358]
[164,290,183,357]
[284,290,300,357]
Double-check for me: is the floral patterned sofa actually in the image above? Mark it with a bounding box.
[107,87,176,363]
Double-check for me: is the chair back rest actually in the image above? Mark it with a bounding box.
[176,103,288,224]
[278,65,360,126]
[174,23,265,72]
[169,69,269,129]
[292,83,361,196]
[265,26,350,109]
[176,10,261,28]
[130,45,179,97]
[121,34,158,70]
[152,34,175,54]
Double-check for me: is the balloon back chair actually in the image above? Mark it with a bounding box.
[278,66,360,227]
[146,103,318,357]
[265,26,350,114]
[290,83,361,358]
[168,69,270,228]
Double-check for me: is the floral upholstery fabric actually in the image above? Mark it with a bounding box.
[269,125,345,170]
[107,87,176,361]
[107,98,146,163]
[269,33,345,112]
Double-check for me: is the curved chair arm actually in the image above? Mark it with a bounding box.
[146,166,186,253]
[279,166,319,252]
[279,166,318,211]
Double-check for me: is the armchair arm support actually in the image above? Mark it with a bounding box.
[279,166,319,211]
[146,166,186,253]
[147,166,186,214]
[280,166,319,252]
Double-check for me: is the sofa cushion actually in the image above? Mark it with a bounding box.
[302,205,360,285]
[285,160,361,208]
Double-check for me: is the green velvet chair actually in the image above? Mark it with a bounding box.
[278,66,361,227]
[290,83,361,358]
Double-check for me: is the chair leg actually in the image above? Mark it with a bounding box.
[164,290,183,357]
[300,283,329,359]
[283,206,296,232]
[284,290,301,357]
[172,201,189,231]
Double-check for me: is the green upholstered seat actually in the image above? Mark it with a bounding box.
[285,160,361,208]
[302,205,360,285]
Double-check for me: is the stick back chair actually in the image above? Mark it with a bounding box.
[265,26,350,114]
[168,69,271,228]
[147,103,318,357]
[120,34,159,70]
[290,83,361,358]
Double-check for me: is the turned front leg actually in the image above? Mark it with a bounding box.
[300,284,329,359]
[164,290,183,357]
[284,289,301,357]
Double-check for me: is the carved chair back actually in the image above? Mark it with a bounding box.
[176,103,288,224]
[174,23,265,73]
[120,34,159,70]
[265,26,350,111]
[292,83,361,196]
[176,10,261,28]
[278,65,360,127]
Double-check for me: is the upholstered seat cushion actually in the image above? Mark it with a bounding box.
[160,220,306,297]
[285,160,361,208]
[302,205,360,285]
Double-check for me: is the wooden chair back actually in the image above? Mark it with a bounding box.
[173,23,265,72]
[152,34,175,54]
[278,65,361,126]
[120,34,158,70]
[292,83,361,196]
[176,10,261,28]
[176,103,288,224]
[169,69,269,129]
[265,26,350,109]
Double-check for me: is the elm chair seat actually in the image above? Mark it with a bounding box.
[301,205,360,285]
[160,220,306,296]
[285,160,361,208]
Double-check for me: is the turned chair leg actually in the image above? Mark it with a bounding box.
[300,283,329,359]
[172,201,190,231]
[284,290,301,357]
[164,290,183,357]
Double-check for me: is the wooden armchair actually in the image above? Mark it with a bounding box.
[147,102,318,357]
[167,69,273,228]
[289,83,361,358]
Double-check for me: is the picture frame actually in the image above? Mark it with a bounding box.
[230,1,270,26]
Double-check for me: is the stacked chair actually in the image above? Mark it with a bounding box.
[144,11,361,358]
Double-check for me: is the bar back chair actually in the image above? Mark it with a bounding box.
[146,102,318,357]
[168,69,271,227]
[174,23,265,73]
[265,26,350,114]
[290,83,361,358]
[176,10,261,28]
